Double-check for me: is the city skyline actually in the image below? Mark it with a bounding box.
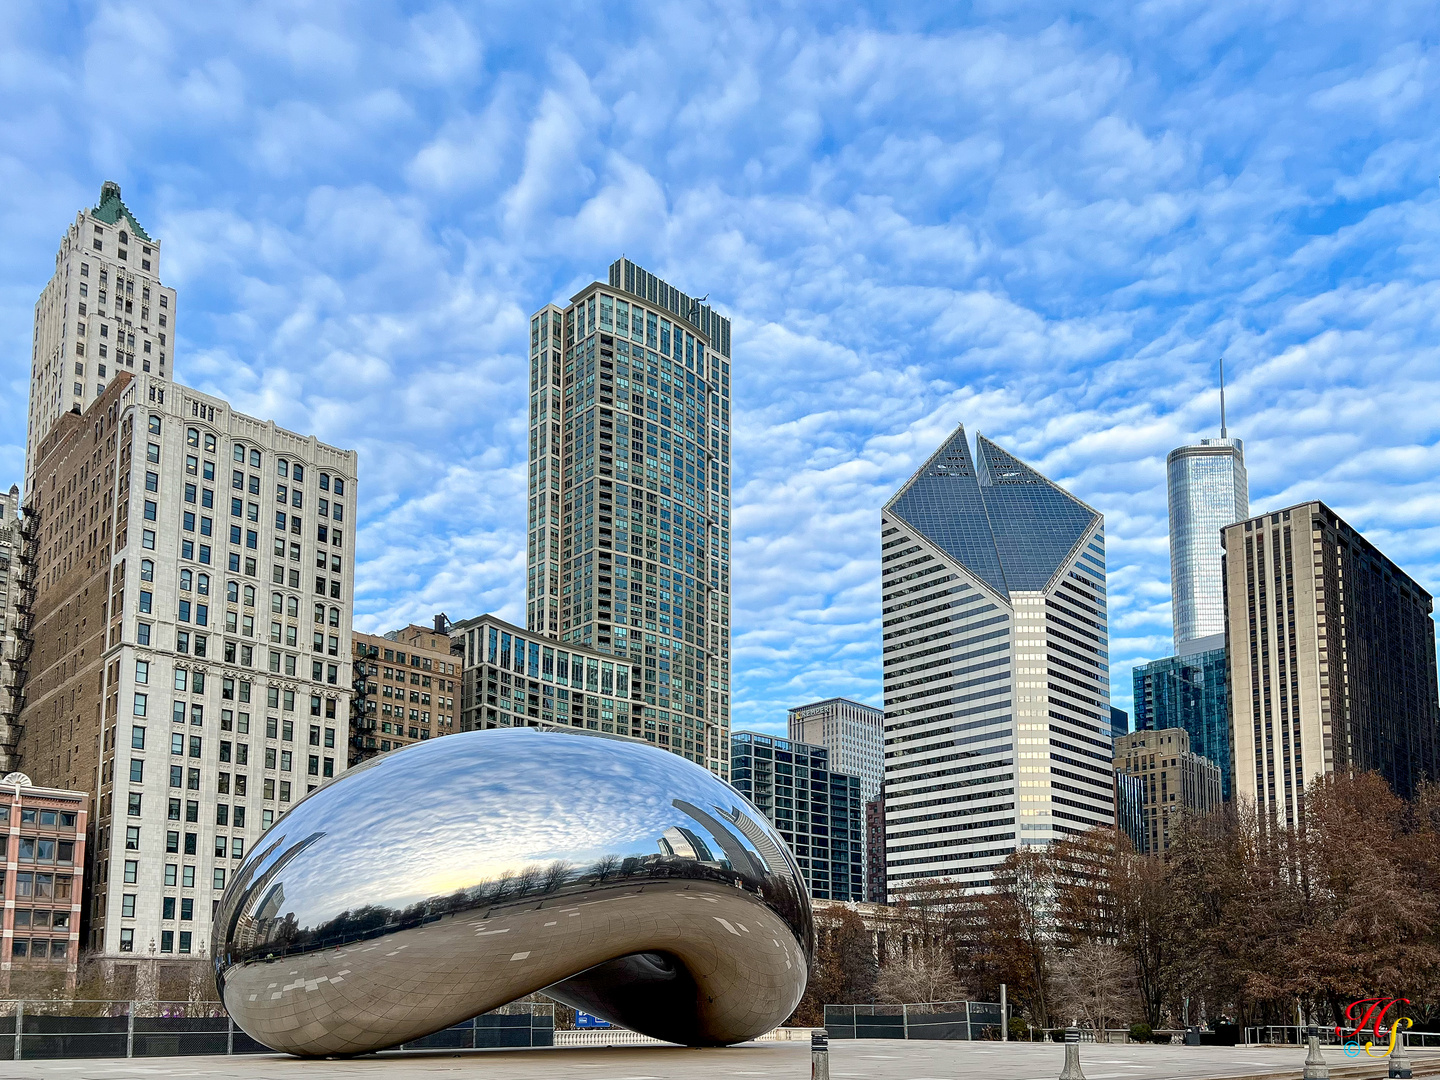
[4,7,1440,740]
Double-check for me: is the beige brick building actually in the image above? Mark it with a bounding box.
[1222,502,1440,830]
[350,620,460,764]
[1112,727,1221,855]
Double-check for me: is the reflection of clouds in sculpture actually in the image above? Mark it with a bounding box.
[213,728,812,1056]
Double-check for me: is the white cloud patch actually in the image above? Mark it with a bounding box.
[1,1,1439,737]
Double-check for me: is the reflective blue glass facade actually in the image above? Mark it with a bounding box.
[1132,647,1231,800]
[1167,438,1247,646]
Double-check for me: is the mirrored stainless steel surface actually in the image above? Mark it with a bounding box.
[212,727,813,1056]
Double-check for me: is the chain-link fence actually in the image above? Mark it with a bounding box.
[0,1000,554,1059]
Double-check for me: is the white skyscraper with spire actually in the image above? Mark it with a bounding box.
[1166,363,1248,651]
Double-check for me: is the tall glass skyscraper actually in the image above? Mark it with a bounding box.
[881,426,1111,899]
[526,260,732,777]
[1167,437,1247,647]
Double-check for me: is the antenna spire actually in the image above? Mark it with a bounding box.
[1220,357,1227,439]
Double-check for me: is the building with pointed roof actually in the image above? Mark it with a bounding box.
[880,426,1113,898]
[25,181,177,493]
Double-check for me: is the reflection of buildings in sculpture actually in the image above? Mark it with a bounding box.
[213,729,811,1054]
[712,801,793,885]
[225,831,323,958]
[672,798,771,881]
[658,826,716,863]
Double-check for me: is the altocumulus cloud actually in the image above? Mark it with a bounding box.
[2,2,1439,734]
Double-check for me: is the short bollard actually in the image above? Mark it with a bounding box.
[1302,1026,1330,1080]
[1058,1027,1086,1080]
[1389,1032,1413,1080]
[811,1028,829,1080]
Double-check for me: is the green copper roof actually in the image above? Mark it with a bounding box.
[91,181,153,244]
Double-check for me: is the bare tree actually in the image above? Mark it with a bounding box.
[1052,943,1137,1039]
[875,954,963,1004]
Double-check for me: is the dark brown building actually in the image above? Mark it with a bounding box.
[865,793,886,905]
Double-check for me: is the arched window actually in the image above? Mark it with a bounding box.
[243,584,255,607]
[292,464,304,483]
[233,444,246,463]
[227,581,239,603]
[272,592,283,613]
[140,559,154,582]
[277,459,289,478]
[186,428,200,447]
[334,478,345,496]
[204,433,216,452]
[179,570,192,591]
[314,603,325,624]
[320,473,330,491]
[250,449,261,467]
[196,573,210,595]
[286,596,299,618]
[328,607,340,627]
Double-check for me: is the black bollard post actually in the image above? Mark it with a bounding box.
[1302,1025,1330,1080]
[1059,1027,1086,1080]
[812,1027,830,1080]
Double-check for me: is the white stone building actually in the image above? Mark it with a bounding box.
[21,372,356,960]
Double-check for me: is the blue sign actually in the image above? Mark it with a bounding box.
[575,1012,612,1029]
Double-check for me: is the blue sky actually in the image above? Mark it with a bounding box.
[3,2,1439,737]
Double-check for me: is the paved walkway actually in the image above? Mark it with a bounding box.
[2,1041,1435,1080]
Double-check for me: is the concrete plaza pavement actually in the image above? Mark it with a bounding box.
[1,1041,1435,1080]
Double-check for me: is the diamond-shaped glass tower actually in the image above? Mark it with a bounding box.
[880,425,1113,897]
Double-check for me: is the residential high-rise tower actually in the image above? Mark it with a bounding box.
[729,731,864,902]
[26,182,176,493]
[881,426,1111,898]
[1222,502,1440,829]
[525,259,732,777]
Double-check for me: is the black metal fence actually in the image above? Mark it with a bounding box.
[824,1001,1003,1040]
[0,1001,554,1059]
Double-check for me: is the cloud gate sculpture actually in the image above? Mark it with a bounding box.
[212,728,814,1056]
